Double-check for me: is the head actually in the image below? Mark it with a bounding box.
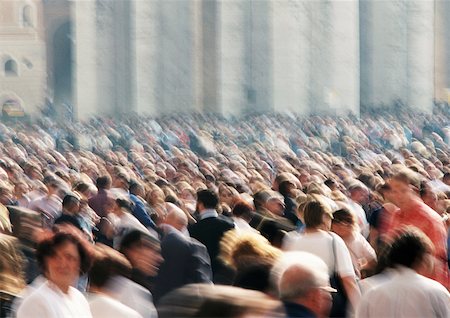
[89,244,131,291]
[271,251,333,318]
[388,227,434,276]
[331,208,356,240]
[262,191,285,216]
[163,202,188,231]
[36,231,92,292]
[196,189,219,212]
[96,175,112,190]
[129,180,145,197]
[62,193,81,214]
[389,169,422,207]
[119,230,162,277]
[232,199,254,223]
[348,182,370,205]
[303,199,333,231]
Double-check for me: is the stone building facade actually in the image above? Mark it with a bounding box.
[1,0,449,119]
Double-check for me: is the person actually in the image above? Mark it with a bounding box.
[346,182,370,237]
[384,169,449,287]
[283,197,361,315]
[28,175,63,229]
[129,180,158,237]
[157,284,284,318]
[88,244,142,318]
[188,189,235,284]
[331,208,377,278]
[115,230,160,318]
[0,234,26,317]
[54,193,92,240]
[356,228,450,317]
[231,199,258,233]
[17,231,93,318]
[88,175,112,218]
[250,189,296,247]
[271,251,335,318]
[153,203,212,302]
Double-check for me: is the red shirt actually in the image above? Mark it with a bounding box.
[385,200,449,289]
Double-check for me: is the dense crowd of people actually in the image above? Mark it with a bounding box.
[1,105,450,317]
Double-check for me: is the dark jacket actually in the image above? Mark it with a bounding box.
[188,213,234,283]
[153,226,212,302]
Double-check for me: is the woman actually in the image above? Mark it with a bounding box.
[331,208,377,279]
[283,197,361,316]
[17,231,93,318]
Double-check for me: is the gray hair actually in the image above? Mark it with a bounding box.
[271,252,331,301]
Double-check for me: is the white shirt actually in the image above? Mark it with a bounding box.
[109,276,158,318]
[348,199,369,237]
[17,281,92,318]
[88,293,142,318]
[356,267,450,318]
[283,230,355,278]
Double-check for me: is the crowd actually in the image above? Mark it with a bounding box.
[0,104,450,317]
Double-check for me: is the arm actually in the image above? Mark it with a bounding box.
[341,274,361,312]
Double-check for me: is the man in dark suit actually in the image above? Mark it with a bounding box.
[188,189,235,284]
[153,203,212,302]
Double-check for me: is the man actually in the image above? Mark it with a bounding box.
[88,175,112,218]
[117,230,161,318]
[188,189,234,284]
[357,228,450,317]
[153,203,212,302]
[54,193,92,240]
[385,169,449,287]
[88,245,142,318]
[129,180,158,238]
[250,190,296,247]
[271,251,335,318]
[28,175,62,229]
[347,182,370,237]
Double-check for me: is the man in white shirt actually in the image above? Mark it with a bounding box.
[357,228,450,318]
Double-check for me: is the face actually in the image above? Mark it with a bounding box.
[265,199,285,215]
[126,245,163,277]
[389,179,413,207]
[45,242,80,290]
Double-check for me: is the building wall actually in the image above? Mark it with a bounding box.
[0,0,46,116]
[1,0,448,119]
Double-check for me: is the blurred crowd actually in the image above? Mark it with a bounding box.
[1,104,450,317]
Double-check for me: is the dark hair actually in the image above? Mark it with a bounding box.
[89,245,131,288]
[332,208,355,226]
[36,232,92,275]
[388,228,433,269]
[73,182,90,194]
[233,259,273,293]
[62,193,80,209]
[116,197,134,212]
[197,189,219,209]
[96,175,111,189]
[278,180,294,197]
[303,200,328,229]
[232,200,253,220]
[119,230,160,255]
[129,180,143,195]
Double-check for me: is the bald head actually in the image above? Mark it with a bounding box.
[164,202,188,231]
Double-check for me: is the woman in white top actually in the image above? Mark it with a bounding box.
[283,196,361,314]
[17,231,93,318]
[331,208,377,279]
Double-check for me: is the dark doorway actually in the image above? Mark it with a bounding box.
[53,21,73,118]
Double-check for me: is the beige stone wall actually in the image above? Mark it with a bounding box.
[0,0,46,116]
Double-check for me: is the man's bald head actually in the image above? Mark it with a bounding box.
[164,202,188,231]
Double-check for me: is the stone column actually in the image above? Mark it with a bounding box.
[72,0,97,119]
[327,0,360,115]
[407,0,434,113]
[131,0,159,115]
[218,0,247,116]
[360,0,408,108]
[272,0,310,114]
